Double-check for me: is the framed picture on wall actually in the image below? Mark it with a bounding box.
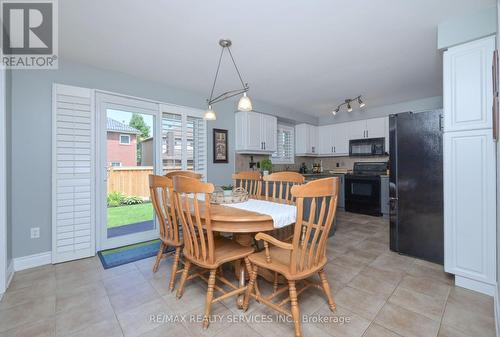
[213,128,228,163]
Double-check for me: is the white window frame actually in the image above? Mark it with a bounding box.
[119,134,131,145]
[272,124,295,164]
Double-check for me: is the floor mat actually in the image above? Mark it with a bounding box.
[97,239,173,269]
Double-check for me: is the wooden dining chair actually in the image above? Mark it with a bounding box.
[172,176,255,329]
[262,171,306,292]
[243,177,339,337]
[263,171,305,242]
[263,171,305,204]
[149,175,183,291]
[232,171,262,198]
[165,170,202,180]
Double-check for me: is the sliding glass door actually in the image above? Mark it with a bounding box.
[97,93,161,250]
[96,96,207,250]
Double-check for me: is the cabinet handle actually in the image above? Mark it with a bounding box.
[334,146,336,152]
[331,146,333,153]
[264,142,266,150]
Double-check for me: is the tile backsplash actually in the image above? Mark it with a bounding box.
[235,154,389,173]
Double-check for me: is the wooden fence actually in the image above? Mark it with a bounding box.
[107,166,154,198]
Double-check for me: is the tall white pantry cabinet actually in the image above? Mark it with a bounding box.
[443,35,497,295]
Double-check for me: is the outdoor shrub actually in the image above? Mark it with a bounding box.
[107,192,125,207]
[123,196,144,205]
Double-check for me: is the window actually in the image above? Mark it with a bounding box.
[119,134,131,144]
[162,110,207,178]
[111,161,122,167]
[272,124,294,164]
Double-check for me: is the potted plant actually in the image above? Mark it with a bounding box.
[260,159,273,176]
[221,185,233,196]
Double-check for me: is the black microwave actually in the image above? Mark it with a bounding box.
[349,138,385,156]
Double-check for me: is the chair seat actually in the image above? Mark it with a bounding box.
[248,245,327,280]
[184,237,254,269]
[160,236,183,247]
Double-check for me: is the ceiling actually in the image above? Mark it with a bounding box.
[60,0,495,117]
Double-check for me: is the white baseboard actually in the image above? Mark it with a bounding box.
[455,275,496,296]
[12,251,52,272]
[6,259,13,287]
[0,260,14,300]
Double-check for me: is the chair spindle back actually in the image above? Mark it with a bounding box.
[173,176,215,265]
[149,175,180,245]
[232,171,262,197]
[263,172,305,204]
[290,177,338,275]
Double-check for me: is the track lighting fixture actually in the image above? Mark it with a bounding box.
[331,95,366,116]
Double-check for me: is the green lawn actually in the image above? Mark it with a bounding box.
[107,203,153,228]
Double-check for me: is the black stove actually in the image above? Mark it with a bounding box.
[345,162,387,216]
[349,162,388,176]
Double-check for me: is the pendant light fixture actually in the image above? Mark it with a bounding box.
[203,39,252,120]
[332,95,366,116]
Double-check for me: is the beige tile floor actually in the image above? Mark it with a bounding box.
[0,211,496,337]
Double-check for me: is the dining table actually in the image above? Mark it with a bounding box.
[196,196,295,308]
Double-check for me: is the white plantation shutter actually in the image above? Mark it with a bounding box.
[272,124,294,164]
[52,84,95,263]
[188,116,207,178]
[161,107,207,180]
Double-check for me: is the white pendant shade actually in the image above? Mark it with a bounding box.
[237,92,253,112]
[204,105,217,120]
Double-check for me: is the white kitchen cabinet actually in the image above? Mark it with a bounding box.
[347,120,366,140]
[235,111,277,153]
[318,125,332,155]
[365,117,387,139]
[443,36,494,132]
[333,124,349,155]
[262,114,277,152]
[295,123,318,156]
[444,129,496,294]
[443,36,497,296]
[348,117,388,140]
[318,124,349,156]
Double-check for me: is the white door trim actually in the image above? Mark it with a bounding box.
[0,66,7,296]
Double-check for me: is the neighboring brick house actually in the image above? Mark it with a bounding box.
[107,118,139,167]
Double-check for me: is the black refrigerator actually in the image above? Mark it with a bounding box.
[389,110,444,264]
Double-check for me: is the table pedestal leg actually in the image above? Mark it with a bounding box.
[237,259,245,309]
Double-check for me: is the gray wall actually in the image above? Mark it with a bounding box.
[9,59,315,258]
[438,6,497,50]
[318,96,443,126]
